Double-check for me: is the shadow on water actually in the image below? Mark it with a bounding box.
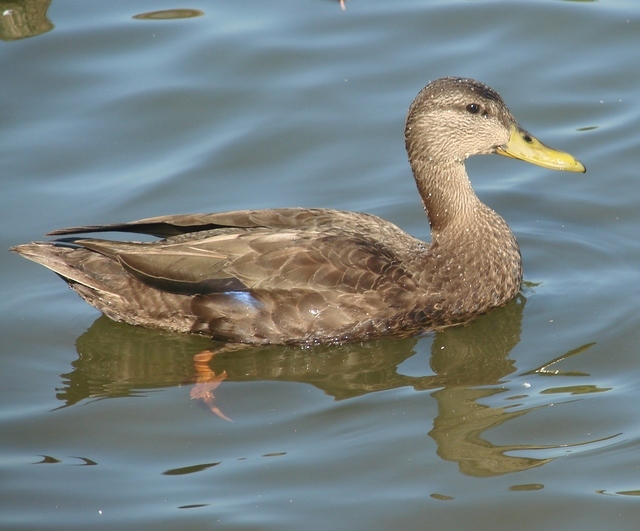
[56,294,614,477]
[0,0,53,41]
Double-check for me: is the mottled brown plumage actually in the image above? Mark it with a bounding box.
[11,78,585,345]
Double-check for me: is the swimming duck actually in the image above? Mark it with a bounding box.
[11,77,585,345]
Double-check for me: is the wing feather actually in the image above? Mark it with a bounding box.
[66,227,419,299]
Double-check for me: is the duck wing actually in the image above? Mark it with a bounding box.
[46,208,386,238]
[17,208,430,343]
[71,224,420,299]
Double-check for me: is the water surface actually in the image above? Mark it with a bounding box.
[2,1,640,529]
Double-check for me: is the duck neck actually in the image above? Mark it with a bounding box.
[409,155,523,313]
[409,156,481,237]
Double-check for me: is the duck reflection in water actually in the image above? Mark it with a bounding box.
[56,294,612,477]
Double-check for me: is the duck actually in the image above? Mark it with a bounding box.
[11,77,585,345]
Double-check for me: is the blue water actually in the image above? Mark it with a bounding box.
[2,1,640,529]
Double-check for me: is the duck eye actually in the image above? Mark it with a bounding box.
[466,103,480,114]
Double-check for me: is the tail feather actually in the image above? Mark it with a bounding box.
[11,242,113,293]
[11,242,198,333]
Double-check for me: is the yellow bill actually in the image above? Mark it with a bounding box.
[496,124,586,173]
